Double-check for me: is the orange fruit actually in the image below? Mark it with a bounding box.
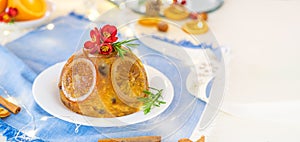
[7,0,47,21]
[0,0,7,12]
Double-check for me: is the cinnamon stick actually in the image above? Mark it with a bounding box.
[0,96,21,114]
[178,138,193,142]
[98,136,161,142]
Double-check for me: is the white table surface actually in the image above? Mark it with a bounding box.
[207,0,300,141]
[2,0,300,141]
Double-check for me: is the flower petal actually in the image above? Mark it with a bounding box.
[101,25,110,33]
[111,37,118,42]
[90,29,96,38]
[100,25,118,43]
[89,27,102,45]
[110,28,117,37]
[90,46,98,54]
[84,41,95,49]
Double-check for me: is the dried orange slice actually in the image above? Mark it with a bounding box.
[138,17,161,26]
[61,58,96,102]
[111,57,148,103]
[182,20,208,34]
[0,107,10,118]
[0,0,7,12]
[164,4,189,20]
[7,0,47,21]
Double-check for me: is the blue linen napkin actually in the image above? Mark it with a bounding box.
[0,46,42,142]
[0,13,208,141]
[5,13,90,73]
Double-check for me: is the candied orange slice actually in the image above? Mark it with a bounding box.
[111,57,148,103]
[164,4,189,20]
[0,107,10,118]
[182,20,208,34]
[138,17,161,26]
[0,0,7,12]
[61,58,96,102]
[8,0,47,21]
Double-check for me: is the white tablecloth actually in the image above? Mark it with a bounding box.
[207,0,300,141]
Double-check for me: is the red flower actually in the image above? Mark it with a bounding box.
[84,27,102,53]
[100,25,118,43]
[7,7,18,17]
[0,7,18,23]
[84,25,117,55]
[0,12,11,23]
[99,43,113,55]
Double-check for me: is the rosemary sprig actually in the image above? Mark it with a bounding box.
[112,38,139,57]
[138,87,166,115]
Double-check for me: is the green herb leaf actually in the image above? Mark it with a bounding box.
[112,38,138,57]
[125,43,139,47]
[139,87,166,115]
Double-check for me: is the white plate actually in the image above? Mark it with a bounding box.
[0,1,54,29]
[32,62,174,127]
